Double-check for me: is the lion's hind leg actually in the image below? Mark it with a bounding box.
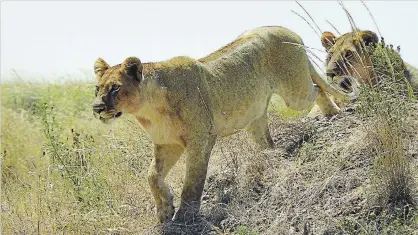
[314,87,340,116]
[148,144,184,223]
[246,108,274,149]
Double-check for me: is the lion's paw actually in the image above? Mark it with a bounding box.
[158,204,175,223]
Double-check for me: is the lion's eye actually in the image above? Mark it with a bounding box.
[111,84,121,93]
[345,51,353,58]
[95,86,100,97]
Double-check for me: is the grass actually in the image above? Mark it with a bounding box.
[336,40,418,234]
[1,83,157,233]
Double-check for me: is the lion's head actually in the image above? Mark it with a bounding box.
[92,57,143,124]
[321,30,379,92]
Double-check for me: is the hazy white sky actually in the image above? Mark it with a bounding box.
[1,1,417,82]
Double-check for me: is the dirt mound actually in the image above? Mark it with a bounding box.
[154,102,418,235]
[202,105,368,233]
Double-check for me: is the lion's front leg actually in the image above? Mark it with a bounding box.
[148,144,184,223]
[173,135,217,222]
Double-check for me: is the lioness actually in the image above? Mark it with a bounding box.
[92,26,354,223]
[320,30,418,94]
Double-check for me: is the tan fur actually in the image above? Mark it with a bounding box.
[309,29,418,117]
[309,30,380,117]
[321,30,418,93]
[92,26,355,223]
[321,30,379,89]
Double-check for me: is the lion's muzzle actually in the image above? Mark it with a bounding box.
[92,102,122,124]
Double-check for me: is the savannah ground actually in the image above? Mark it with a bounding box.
[2,75,418,234]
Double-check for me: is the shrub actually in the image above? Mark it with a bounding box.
[357,40,416,216]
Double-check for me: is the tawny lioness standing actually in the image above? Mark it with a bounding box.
[92,26,355,223]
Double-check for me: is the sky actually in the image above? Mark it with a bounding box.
[1,1,418,83]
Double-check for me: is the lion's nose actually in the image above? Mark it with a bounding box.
[93,103,106,114]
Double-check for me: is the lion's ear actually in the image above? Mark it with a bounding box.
[359,30,379,46]
[121,57,143,82]
[321,31,336,51]
[94,58,109,78]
